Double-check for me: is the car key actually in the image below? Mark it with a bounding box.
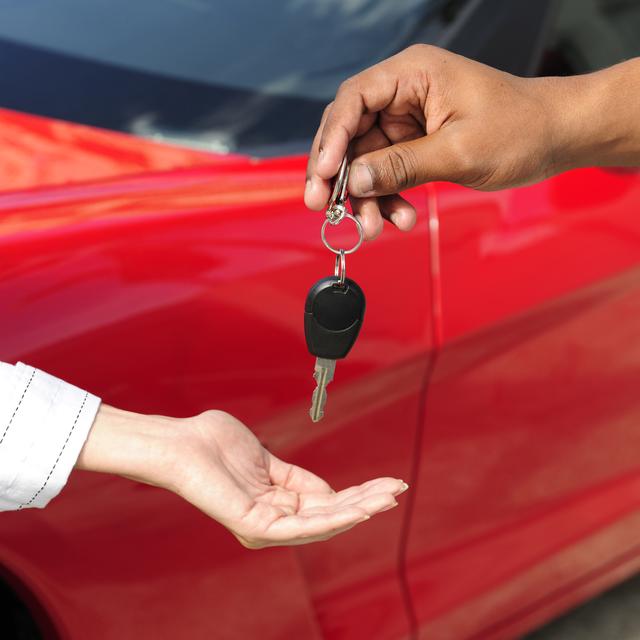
[305,275,365,422]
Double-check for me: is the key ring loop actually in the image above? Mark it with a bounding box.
[329,156,349,205]
[334,249,346,286]
[326,155,350,224]
[321,213,364,255]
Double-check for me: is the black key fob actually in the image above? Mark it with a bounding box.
[304,276,366,360]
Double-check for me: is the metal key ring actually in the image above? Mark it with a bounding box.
[321,213,364,255]
[334,249,346,286]
[325,155,350,224]
[329,155,349,209]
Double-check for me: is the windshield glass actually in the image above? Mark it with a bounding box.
[0,0,458,156]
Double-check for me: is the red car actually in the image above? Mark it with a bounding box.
[2,1,640,638]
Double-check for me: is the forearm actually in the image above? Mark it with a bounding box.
[541,57,640,173]
[75,404,180,491]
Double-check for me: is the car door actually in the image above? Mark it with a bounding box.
[405,1,640,638]
[0,2,442,638]
[0,139,434,640]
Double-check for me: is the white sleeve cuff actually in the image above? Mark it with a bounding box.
[0,362,101,511]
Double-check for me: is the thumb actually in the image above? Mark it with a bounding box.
[348,129,467,196]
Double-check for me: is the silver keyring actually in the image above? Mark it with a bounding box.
[321,213,364,255]
[334,250,346,286]
[329,156,349,209]
[325,156,351,224]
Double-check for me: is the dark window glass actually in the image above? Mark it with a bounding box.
[539,0,640,75]
[443,0,553,77]
[0,0,468,156]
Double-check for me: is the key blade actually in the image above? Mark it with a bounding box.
[310,386,327,423]
[310,358,336,422]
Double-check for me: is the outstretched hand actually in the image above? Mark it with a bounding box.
[177,411,407,547]
[77,405,408,548]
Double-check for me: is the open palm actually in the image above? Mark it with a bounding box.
[176,411,407,548]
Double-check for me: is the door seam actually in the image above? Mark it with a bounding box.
[397,183,444,639]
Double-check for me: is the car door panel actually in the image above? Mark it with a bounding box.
[0,118,434,639]
[405,170,640,638]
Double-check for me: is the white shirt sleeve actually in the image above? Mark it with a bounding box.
[0,361,101,511]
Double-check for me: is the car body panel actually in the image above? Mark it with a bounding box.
[407,172,640,637]
[0,110,434,639]
[0,107,223,193]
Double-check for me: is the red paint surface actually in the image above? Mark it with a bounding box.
[406,172,640,638]
[0,111,432,639]
[0,107,229,192]
[1,109,640,640]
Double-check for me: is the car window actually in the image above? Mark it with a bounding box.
[539,0,640,75]
[0,0,468,157]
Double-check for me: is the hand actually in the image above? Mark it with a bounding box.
[305,45,571,240]
[77,405,408,548]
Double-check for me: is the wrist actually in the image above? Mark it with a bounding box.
[532,59,640,174]
[75,404,182,490]
[525,74,589,176]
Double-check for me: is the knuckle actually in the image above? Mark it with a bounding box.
[336,79,349,97]
[337,76,358,97]
[381,144,418,191]
[405,43,430,57]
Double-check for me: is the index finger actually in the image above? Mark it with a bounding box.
[313,59,405,181]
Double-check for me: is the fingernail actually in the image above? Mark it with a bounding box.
[305,177,319,208]
[390,212,401,227]
[361,514,371,521]
[351,163,374,196]
[400,482,409,492]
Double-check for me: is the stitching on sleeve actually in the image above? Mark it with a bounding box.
[0,368,36,448]
[18,392,89,510]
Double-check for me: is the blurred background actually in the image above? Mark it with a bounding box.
[0,0,638,157]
